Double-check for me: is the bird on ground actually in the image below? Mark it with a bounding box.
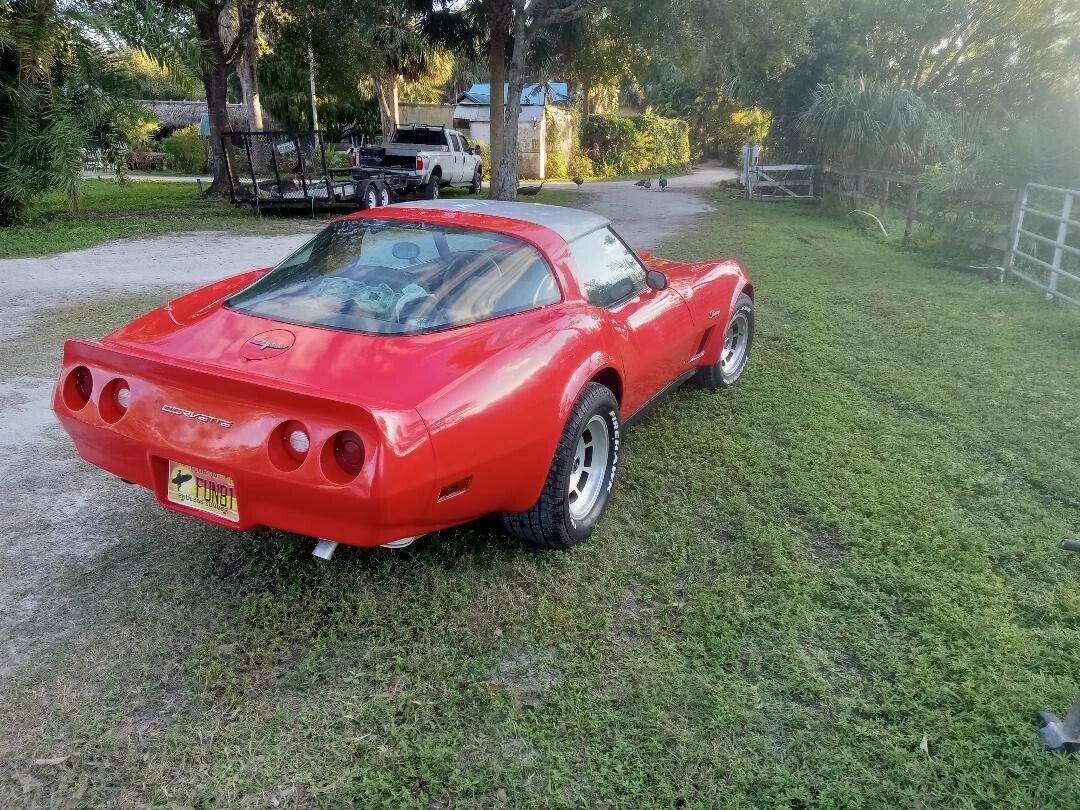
[643,178,652,190]
[572,175,584,190]
[634,178,648,189]
[659,175,668,191]
[517,181,545,196]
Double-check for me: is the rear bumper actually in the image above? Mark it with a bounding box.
[53,340,441,548]
[57,413,438,547]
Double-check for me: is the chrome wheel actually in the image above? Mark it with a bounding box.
[721,312,750,376]
[568,414,611,521]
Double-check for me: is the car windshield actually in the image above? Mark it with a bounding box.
[226,219,561,335]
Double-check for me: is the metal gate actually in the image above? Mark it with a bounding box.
[1008,183,1080,306]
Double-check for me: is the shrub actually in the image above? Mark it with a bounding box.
[161,124,209,174]
[545,150,569,179]
[570,154,594,180]
[582,113,691,176]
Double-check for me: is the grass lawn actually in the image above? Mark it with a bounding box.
[0,180,330,259]
[2,196,1080,806]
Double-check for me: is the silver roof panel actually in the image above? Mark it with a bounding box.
[392,199,610,242]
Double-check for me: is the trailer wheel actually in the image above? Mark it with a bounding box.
[378,183,392,207]
[423,172,441,199]
[358,182,379,210]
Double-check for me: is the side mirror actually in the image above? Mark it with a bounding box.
[646,269,668,291]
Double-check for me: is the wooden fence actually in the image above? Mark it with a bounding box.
[820,167,1022,259]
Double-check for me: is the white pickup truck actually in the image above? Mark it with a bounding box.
[357,125,483,199]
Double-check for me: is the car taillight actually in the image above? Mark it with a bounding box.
[416,155,425,171]
[285,423,310,459]
[99,378,131,423]
[334,431,364,475]
[63,366,93,410]
[114,382,131,411]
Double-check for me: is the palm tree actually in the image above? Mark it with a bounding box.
[0,0,135,225]
[798,77,952,171]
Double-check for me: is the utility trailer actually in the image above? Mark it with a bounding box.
[222,127,483,212]
[221,130,410,213]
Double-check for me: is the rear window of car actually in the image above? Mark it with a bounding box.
[390,128,448,147]
[226,219,561,335]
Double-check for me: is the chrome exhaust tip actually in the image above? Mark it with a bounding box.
[381,535,419,550]
[312,539,339,560]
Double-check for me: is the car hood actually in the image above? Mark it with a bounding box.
[101,268,558,411]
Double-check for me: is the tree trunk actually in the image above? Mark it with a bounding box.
[487,7,506,198]
[491,9,527,200]
[195,5,233,196]
[239,27,263,130]
[376,74,400,140]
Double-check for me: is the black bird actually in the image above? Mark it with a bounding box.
[642,178,652,190]
[171,470,193,488]
[517,181,545,197]
[634,178,647,189]
[659,175,668,191]
[572,175,584,190]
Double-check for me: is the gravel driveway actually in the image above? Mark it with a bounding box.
[0,165,735,677]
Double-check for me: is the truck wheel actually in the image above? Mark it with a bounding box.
[378,183,392,207]
[502,383,620,550]
[423,173,441,199]
[468,167,482,195]
[358,182,378,210]
[695,293,754,389]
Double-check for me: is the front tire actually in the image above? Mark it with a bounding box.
[502,383,621,550]
[358,182,379,210]
[695,292,754,389]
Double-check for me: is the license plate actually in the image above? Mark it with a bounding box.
[166,461,239,522]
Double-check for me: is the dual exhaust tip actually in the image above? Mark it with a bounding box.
[312,536,417,560]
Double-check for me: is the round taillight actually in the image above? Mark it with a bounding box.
[334,431,364,475]
[280,420,309,462]
[99,378,131,424]
[63,366,93,410]
[288,428,310,454]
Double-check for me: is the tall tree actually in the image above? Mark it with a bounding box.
[104,0,258,193]
[486,0,591,200]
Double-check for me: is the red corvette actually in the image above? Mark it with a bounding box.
[53,201,753,555]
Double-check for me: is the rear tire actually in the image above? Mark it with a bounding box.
[378,182,392,207]
[358,182,379,210]
[468,167,482,195]
[423,173,441,199]
[695,293,753,389]
[502,383,620,550]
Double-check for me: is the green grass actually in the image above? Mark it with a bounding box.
[0,180,330,259]
[2,197,1080,807]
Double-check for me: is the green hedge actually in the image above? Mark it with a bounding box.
[581,113,691,176]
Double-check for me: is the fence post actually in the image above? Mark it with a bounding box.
[903,183,918,244]
[880,179,890,221]
[855,173,866,210]
[1049,190,1074,300]
[1004,185,1027,282]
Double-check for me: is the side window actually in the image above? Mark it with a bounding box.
[449,134,461,152]
[567,227,646,307]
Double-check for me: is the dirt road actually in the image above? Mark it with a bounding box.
[0,165,734,677]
